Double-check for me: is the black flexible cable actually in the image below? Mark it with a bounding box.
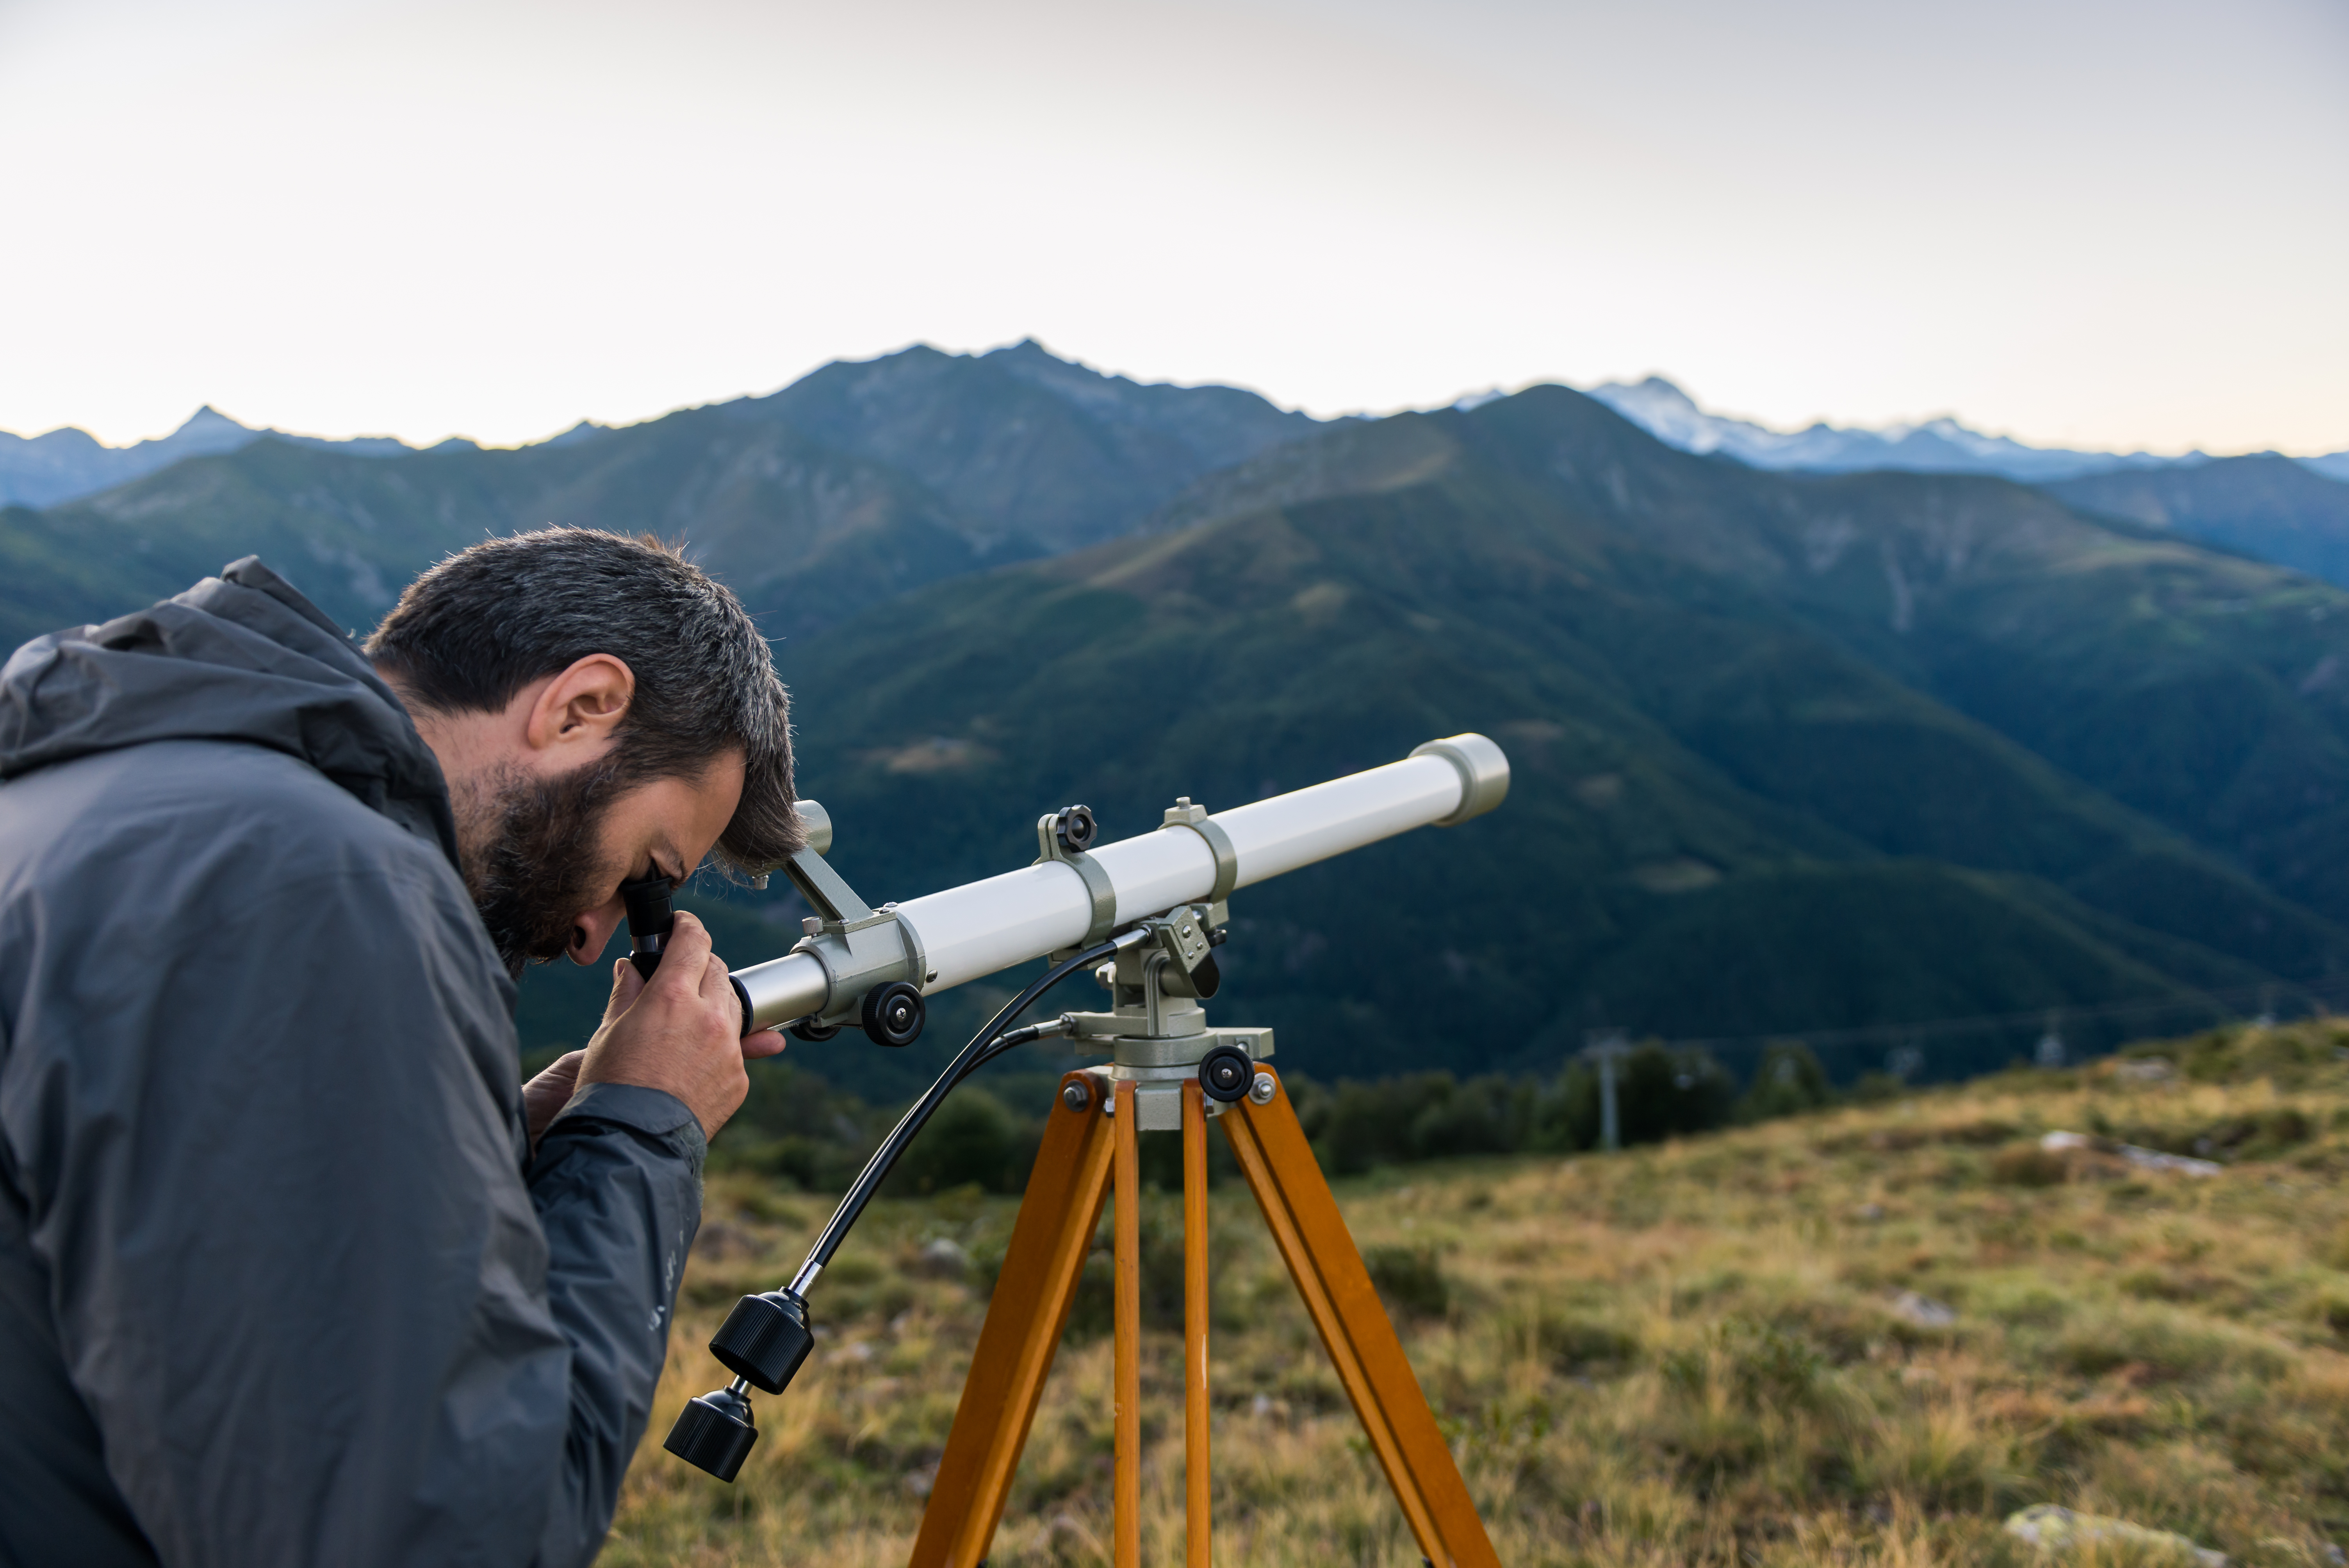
[796,932,1135,1273]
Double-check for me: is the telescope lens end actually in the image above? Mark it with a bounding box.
[1413,734,1510,825]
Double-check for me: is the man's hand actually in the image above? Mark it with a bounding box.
[571,912,784,1140]
[522,1050,586,1150]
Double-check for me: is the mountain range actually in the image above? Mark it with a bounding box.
[9,342,2349,1097]
[0,406,433,509]
[1581,374,2349,486]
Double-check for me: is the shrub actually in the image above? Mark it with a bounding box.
[2052,1305,2290,1382]
[1739,1041,1832,1122]
[1992,1144,2070,1187]
[886,1088,1030,1196]
[1562,1043,1739,1149]
[1500,1304,1640,1371]
[1364,1244,1450,1319]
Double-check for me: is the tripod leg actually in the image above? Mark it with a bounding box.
[1222,1067,1502,1568]
[1112,1078,1142,1568]
[909,1072,1116,1568]
[1183,1082,1211,1568]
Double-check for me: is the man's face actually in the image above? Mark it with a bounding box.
[461,751,746,975]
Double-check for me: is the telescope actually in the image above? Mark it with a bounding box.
[641,734,1510,1561]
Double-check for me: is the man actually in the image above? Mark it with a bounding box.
[0,531,795,1565]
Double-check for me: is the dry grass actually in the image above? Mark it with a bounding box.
[602,1025,2349,1566]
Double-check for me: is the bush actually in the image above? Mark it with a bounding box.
[1311,1073,1536,1174]
[1062,1203,1189,1337]
[1992,1144,2071,1187]
[1364,1244,1450,1319]
[1501,1303,1639,1371]
[1739,1041,1831,1121]
[1562,1043,1738,1149]
[885,1088,1031,1196]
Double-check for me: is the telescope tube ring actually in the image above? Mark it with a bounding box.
[1159,797,1239,904]
[1035,812,1120,947]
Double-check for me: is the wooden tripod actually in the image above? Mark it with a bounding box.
[907,1064,1501,1568]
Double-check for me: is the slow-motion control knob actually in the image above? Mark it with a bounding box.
[861,981,926,1047]
[1198,1043,1254,1103]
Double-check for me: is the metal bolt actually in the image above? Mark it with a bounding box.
[1062,1082,1090,1113]
[1249,1071,1277,1105]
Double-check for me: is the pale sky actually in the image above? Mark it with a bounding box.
[2,0,2344,456]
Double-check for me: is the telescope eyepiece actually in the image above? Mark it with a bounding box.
[619,872,677,978]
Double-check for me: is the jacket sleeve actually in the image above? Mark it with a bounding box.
[0,796,702,1568]
[526,1084,706,1568]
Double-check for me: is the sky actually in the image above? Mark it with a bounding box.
[1,0,2344,456]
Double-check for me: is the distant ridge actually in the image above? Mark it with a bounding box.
[0,406,442,508]
[1578,374,2349,487]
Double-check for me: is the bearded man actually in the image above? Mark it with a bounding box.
[0,531,796,1565]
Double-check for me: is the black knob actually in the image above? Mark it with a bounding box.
[709,1290,816,1394]
[789,1016,842,1043]
[665,1385,757,1481]
[1199,1043,1254,1103]
[1056,804,1098,853]
[861,981,926,1046]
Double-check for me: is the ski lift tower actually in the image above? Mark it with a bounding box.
[1581,1029,1632,1151]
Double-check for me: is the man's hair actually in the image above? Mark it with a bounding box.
[365,528,802,875]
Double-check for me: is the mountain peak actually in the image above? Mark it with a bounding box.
[170,406,253,442]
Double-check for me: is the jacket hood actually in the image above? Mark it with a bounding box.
[0,557,460,864]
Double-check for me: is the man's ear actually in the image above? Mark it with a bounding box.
[523,654,635,758]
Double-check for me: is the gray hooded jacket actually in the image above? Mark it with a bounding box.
[0,560,704,1567]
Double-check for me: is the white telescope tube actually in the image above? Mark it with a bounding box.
[733,733,1507,1028]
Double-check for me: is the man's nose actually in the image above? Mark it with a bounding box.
[568,902,624,965]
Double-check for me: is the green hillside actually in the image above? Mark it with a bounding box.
[745,409,2349,1090]
[2047,453,2349,590]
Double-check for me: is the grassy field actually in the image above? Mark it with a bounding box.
[604,1023,2349,1566]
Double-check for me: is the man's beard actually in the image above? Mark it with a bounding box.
[457,760,627,978]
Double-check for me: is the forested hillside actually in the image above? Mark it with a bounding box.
[10,346,2349,1093]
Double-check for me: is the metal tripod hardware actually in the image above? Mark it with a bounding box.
[776,835,930,1045]
[1059,906,1264,1131]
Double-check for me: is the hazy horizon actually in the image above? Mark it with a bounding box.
[0,344,2322,465]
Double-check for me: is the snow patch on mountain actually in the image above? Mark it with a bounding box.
[1580,376,2214,484]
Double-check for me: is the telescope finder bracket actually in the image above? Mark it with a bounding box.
[776,840,930,1046]
[1036,805,1118,954]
